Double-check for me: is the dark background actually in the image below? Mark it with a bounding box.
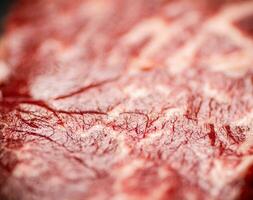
[0,0,15,33]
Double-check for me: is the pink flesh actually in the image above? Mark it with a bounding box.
[1,0,253,200]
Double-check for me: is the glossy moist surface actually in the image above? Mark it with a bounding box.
[1,0,253,200]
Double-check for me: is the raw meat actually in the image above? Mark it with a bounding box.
[1,0,253,199]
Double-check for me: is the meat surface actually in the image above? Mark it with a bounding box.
[0,0,253,199]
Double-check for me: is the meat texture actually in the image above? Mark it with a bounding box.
[1,0,253,200]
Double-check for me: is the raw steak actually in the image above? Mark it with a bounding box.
[1,0,253,199]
